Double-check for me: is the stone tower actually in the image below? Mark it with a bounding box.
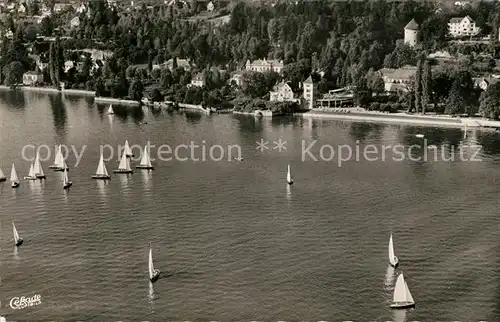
[404,18,420,47]
[303,75,314,109]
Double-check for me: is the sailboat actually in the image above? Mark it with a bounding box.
[12,221,23,247]
[114,152,133,173]
[287,164,293,185]
[107,104,114,114]
[136,144,154,169]
[0,166,6,182]
[33,150,46,179]
[464,124,467,140]
[91,153,111,179]
[49,145,69,171]
[24,163,37,180]
[388,233,399,267]
[149,242,160,282]
[10,163,19,188]
[63,168,72,189]
[123,140,134,157]
[390,273,415,309]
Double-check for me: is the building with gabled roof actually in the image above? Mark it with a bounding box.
[404,18,419,47]
[448,15,480,37]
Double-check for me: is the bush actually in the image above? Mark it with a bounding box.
[370,102,380,111]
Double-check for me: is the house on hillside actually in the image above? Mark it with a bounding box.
[269,82,299,103]
[229,72,243,86]
[246,58,284,74]
[448,15,480,37]
[17,3,26,14]
[376,65,417,92]
[70,17,80,28]
[207,1,214,11]
[23,71,44,86]
[189,73,204,87]
[475,76,500,90]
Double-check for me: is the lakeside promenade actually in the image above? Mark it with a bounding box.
[300,108,500,129]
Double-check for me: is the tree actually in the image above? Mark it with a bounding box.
[414,59,423,113]
[421,60,432,114]
[479,82,500,119]
[3,61,23,88]
[128,79,144,101]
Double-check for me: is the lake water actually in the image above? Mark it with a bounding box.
[1,91,500,321]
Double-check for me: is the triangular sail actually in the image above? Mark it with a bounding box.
[33,150,44,176]
[0,167,5,179]
[10,163,18,182]
[287,164,292,182]
[54,145,63,167]
[28,163,35,177]
[404,279,414,303]
[393,273,413,303]
[12,222,20,242]
[140,145,152,167]
[63,168,69,184]
[389,233,396,265]
[148,247,155,279]
[96,154,108,176]
[108,105,114,114]
[124,140,132,156]
[118,152,128,170]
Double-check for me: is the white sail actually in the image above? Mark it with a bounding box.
[12,222,20,243]
[33,150,44,176]
[389,233,396,265]
[96,153,109,176]
[63,168,69,185]
[108,105,114,114]
[140,145,152,167]
[393,273,414,304]
[124,140,132,156]
[54,145,63,167]
[118,152,129,170]
[149,247,155,280]
[28,163,35,177]
[0,167,5,179]
[287,164,292,182]
[10,163,18,182]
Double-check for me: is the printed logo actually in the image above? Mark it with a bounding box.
[9,294,42,310]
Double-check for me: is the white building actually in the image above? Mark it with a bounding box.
[70,17,80,28]
[245,58,284,74]
[23,71,44,86]
[448,16,480,37]
[302,75,315,109]
[188,73,204,87]
[376,65,417,92]
[229,72,243,86]
[404,19,419,47]
[269,82,299,103]
[207,1,214,12]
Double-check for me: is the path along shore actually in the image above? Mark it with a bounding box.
[300,108,500,129]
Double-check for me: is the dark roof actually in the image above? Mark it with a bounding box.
[404,19,419,31]
[303,75,313,84]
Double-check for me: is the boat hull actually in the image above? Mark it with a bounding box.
[390,256,399,268]
[36,175,46,179]
[150,270,160,282]
[0,177,6,182]
[113,169,133,173]
[390,301,415,309]
[15,238,23,247]
[53,167,69,172]
[24,176,37,180]
[136,165,154,169]
[91,175,111,180]
[287,181,293,185]
[63,182,72,189]
[11,182,19,188]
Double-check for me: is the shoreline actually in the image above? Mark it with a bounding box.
[298,109,500,129]
[94,97,140,106]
